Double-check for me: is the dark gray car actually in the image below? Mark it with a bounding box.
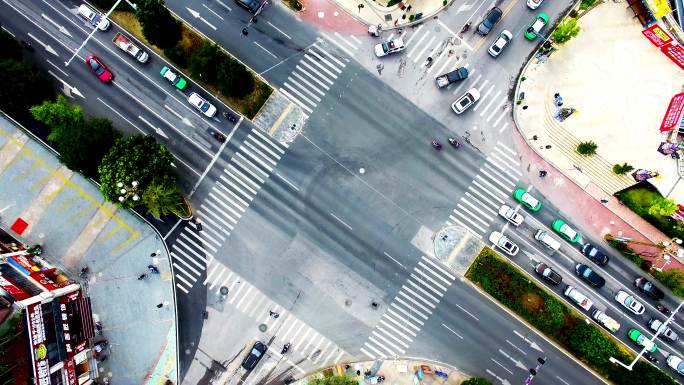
[242,341,267,370]
[234,0,261,13]
[477,7,503,35]
[581,243,609,266]
[575,264,605,288]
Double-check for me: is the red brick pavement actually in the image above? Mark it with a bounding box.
[299,0,367,34]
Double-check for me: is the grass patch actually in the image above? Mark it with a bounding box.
[110,11,271,119]
[615,185,684,241]
[466,248,678,385]
[284,0,303,11]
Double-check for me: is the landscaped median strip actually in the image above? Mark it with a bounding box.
[465,247,678,385]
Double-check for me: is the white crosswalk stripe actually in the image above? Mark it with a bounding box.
[444,142,522,238]
[361,256,455,357]
[278,35,357,119]
[169,127,286,293]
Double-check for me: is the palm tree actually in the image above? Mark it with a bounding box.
[142,177,186,219]
[552,18,581,44]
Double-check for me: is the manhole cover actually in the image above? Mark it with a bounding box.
[384,14,392,21]
[345,299,352,307]
[259,324,268,332]
[220,286,229,295]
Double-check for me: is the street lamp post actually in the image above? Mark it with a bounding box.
[610,300,684,369]
[117,181,140,203]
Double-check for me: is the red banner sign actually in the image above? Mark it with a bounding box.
[643,24,673,47]
[27,304,51,385]
[30,272,59,291]
[660,93,684,132]
[662,44,684,71]
[0,274,31,300]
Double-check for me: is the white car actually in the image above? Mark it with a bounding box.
[489,231,519,256]
[77,4,110,31]
[498,205,524,226]
[374,38,406,57]
[188,92,217,117]
[668,355,684,375]
[615,290,645,315]
[526,0,544,9]
[488,30,513,57]
[451,88,480,114]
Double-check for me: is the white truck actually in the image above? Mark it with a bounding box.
[435,67,469,88]
[112,33,149,63]
[592,310,620,333]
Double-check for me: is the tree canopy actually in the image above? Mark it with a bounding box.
[135,0,181,49]
[30,96,120,178]
[0,59,54,121]
[98,134,175,208]
[552,18,581,45]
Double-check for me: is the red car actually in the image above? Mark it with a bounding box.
[85,55,113,83]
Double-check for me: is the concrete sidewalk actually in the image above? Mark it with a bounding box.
[294,358,468,385]
[305,0,450,29]
[511,2,684,270]
[0,113,178,385]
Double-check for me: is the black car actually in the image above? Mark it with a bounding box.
[575,264,605,288]
[581,243,609,266]
[242,341,267,370]
[635,276,665,300]
[477,7,503,35]
[234,0,261,13]
[534,262,563,285]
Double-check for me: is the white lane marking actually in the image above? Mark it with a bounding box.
[452,212,486,233]
[480,89,502,117]
[505,339,527,355]
[267,21,291,39]
[556,376,570,385]
[483,163,516,187]
[279,88,313,113]
[254,41,278,59]
[427,47,450,76]
[453,302,479,320]
[360,347,376,359]
[306,49,342,74]
[490,358,513,375]
[202,4,224,19]
[456,203,489,227]
[412,35,436,63]
[487,98,507,122]
[299,59,334,84]
[391,302,426,324]
[330,212,352,230]
[404,24,424,45]
[496,141,519,158]
[417,262,453,286]
[498,122,509,134]
[442,323,464,339]
[296,65,331,91]
[421,256,457,280]
[289,73,325,96]
[383,252,405,268]
[349,35,362,44]
[394,297,429,320]
[215,0,233,11]
[175,283,189,293]
[275,172,300,191]
[304,54,338,78]
[283,82,318,108]
[419,40,442,66]
[312,44,345,68]
[408,274,444,298]
[465,190,498,212]
[319,34,354,58]
[473,83,495,112]
[461,197,496,219]
[407,31,430,58]
[494,146,521,167]
[447,216,483,239]
[334,32,358,49]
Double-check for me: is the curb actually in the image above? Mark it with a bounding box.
[0,111,181,384]
[325,0,454,30]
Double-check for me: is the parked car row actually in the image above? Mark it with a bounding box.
[78,3,221,119]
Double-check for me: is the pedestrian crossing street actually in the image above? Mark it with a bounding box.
[169,127,287,294]
[446,141,522,239]
[361,256,456,359]
[390,25,511,133]
[279,33,361,119]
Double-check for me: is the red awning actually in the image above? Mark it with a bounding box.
[661,92,684,132]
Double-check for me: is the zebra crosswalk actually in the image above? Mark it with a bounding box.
[447,142,522,239]
[279,33,360,119]
[169,127,287,294]
[361,256,456,359]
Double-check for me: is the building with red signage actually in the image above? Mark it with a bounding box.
[0,231,96,385]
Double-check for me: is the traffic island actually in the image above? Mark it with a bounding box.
[286,358,472,385]
[466,248,678,385]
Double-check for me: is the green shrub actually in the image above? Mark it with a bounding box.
[387,0,401,6]
[612,163,634,175]
[615,186,684,241]
[580,0,597,10]
[577,141,598,155]
[409,14,415,22]
[288,0,303,11]
[163,45,188,68]
[552,18,580,45]
[461,379,492,385]
[466,248,677,384]
[653,270,684,297]
[442,0,447,5]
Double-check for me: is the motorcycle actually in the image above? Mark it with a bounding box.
[657,305,672,315]
[448,138,460,148]
[223,112,238,123]
[368,24,381,37]
[281,343,290,354]
[214,131,226,143]
[431,139,442,150]
[148,265,160,274]
[643,352,659,364]
[460,22,471,34]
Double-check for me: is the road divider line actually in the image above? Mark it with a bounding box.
[329,212,352,230]
[383,252,405,268]
[441,323,464,339]
[490,358,513,375]
[453,302,479,320]
[267,21,291,39]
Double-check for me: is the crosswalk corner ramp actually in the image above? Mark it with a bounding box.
[253,91,306,145]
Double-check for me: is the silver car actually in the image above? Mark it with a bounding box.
[498,204,524,226]
[451,88,480,114]
[488,30,512,57]
[489,231,519,256]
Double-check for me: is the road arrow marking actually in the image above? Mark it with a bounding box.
[485,369,511,385]
[499,349,527,370]
[514,330,544,352]
[41,14,71,37]
[185,7,217,30]
[48,70,84,98]
[139,116,168,139]
[28,33,58,56]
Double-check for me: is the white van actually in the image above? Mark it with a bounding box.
[78,4,110,31]
[564,285,593,311]
[534,229,561,252]
[592,310,620,333]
